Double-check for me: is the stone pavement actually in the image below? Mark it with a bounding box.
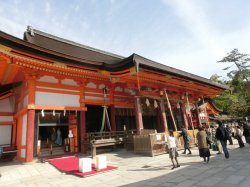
[0,140,250,187]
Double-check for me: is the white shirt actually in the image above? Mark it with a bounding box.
[167,136,176,148]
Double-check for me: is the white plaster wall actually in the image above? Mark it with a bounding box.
[21,149,26,158]
[61,79,78,86]
[21,114,27,146]
[0,98,13,112]
[0,125,12,145]
[0,116,13,122]
[35,92,80,106]
[86,82,96,88]
[17,102,21,112]
[37,75,58,83]
[115,86,123,92]
[23,95,28,107]
[99,84,105,89]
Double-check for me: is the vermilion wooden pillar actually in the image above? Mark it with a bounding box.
[77,81,87,153]
[26,109,35,162]
[110,105,116,131]
[180,102,189,129]
[80,111,87,153]
[160,99,168,132]
[26,77,36,162]
[12,121,17,145]
[195,103,201,127]
[134,96,143,134]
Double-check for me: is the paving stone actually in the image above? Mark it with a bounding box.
[0,141,249,187]
[223,175,245,185]
[199,177,223,186]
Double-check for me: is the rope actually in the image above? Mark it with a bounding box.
[100,106,106,133]
[105,107,112,131]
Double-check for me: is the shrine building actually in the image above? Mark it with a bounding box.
[0,26,227,162]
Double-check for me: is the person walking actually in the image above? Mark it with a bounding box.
[226,124,233,145]
[197,126,211,164]
[179,126,192,154]
[243,122,250,145]
[235,125,244,148]
[215,121,229,159]
[212,124,222,154]
[167,130,180,170]
[205,127,212,149]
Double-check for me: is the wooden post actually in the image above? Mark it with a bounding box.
[134,96,143,134]
[164,90,177,131]
[180,102,189,129]
[80,111,87,154]
[186,93,196,142]
[195,102,202,127]
[159,99,168,132]
[78,81,87,153]
[26,76,36,162]
[202,96,211,132]
[26,109,35,162]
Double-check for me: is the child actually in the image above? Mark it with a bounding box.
[167,130,180,169]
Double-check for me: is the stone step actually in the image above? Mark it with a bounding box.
[40,147,65,157]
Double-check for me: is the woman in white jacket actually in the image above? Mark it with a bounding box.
[167,130,180,169]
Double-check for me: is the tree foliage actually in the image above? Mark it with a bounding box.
[211,49,250,117]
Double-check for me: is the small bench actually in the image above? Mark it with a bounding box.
[0,145,17,162]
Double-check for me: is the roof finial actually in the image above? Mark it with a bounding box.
[27,26,34,36]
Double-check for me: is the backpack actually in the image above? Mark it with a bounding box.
[216,127,229,140]
[224,128,230,140]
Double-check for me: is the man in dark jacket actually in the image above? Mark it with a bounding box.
[179,127,192,154]
[215,121,229,159]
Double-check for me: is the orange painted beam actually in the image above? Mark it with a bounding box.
[0,112,14,116]
[29,105,87,111]
[0,122,13,125]
[36,87,80,95]
[0,92,14,100]
[36,81,79,91]
[0,61,8,83]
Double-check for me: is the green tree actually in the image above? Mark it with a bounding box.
[211,49,250,117]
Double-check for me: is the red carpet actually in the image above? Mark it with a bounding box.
[47,156,117,177]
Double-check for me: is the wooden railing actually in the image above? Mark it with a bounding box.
[82,130,137,157]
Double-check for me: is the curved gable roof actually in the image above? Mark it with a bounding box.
[24,27,124,64]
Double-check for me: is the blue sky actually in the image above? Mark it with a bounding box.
[1,0,250,79]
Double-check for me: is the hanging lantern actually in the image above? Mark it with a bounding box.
[41,109,45,117]
[154,100,158,108]
[103,87,108,98]
[145,98,150,107]
[177,102,180,109]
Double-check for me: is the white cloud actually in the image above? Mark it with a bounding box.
[0,16,25,38]
[162,0,223,56]
[159,0,250,78]
[45,1,51,16]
